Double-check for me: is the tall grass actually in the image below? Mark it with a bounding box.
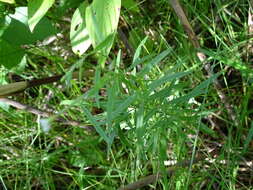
[1,0,253,189]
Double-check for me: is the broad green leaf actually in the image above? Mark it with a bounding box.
[9,7,28,25]
[70,2,91,55]
[0,16,11,37]
[2,7,56,46]
[92,33,115,53]
[122,0,139,12]
[0,39,25,69]
[85,0,121,63]
[0,7,56,68]
[28,0,55,32]
[0,0,15,4]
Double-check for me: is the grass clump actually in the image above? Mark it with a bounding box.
[1,0,253,189]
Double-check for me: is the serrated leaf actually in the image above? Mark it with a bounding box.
[85,0,121,63]
[70,2,91,55]
[28,0,55,32]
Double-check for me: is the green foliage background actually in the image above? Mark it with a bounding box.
[0,0,253,189]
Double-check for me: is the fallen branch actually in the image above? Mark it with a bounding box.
[118,28,135,57]
[169,0,238,126]
[0,98,94,132]
[0,70,94,98]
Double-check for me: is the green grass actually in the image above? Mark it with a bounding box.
[1,0,253,189]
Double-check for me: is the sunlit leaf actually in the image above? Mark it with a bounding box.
[28,0,55,32]
[0,0,15,4]
[0,7,56,68]
[2,7,56,46]
[85,0,121,64]
[70,2,91,55]
[0,16,11,37]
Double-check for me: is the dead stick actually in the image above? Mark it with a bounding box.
[0,98,94,132]
[0,70,94,98]
[118,28,135,57]
[169,0,238,125]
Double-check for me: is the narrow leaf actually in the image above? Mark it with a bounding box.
[148,71,191,91]
[82,105,110,144]
[243,121,253,153]
[138,49,171,76]
[112,94,137,118]
[132,36,148,64]
[171,73,219,104]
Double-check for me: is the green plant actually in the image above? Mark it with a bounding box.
[0,0,253,189]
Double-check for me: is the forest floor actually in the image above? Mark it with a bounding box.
[0,0,253,189]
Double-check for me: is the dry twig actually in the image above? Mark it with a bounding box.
[169,0,238,126]
[0,70,94,98]
[118,28,135,57]
[0,98,94,132]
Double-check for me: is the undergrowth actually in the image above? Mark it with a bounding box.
[0,0,253,189]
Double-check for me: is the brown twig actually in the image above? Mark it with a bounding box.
[118,28,135,57]
[169,0,238,126]
[0,70,94,98]
[0,98,94,132]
